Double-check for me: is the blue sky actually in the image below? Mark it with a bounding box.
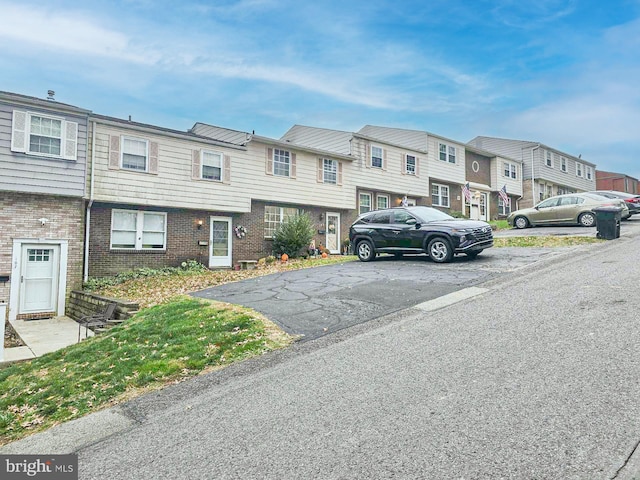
[2,0,639,179]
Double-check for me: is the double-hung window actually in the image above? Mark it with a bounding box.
[586,166,593,180]
[406,155,416,175]
[431,184,450,207]
[561,157,567,172]
[264,205,298,238]
[576,162,583,177]
[29,115,62,156]
[323,159,337,184]
[545,151,553,167]
[202,150,223,181]
[498,197,511,216]
[11,110,78,160]
[377,194,389,210]
[371,146,383,168]
[439,143,456,163]
[504,162,517,179]
[111,210,167,250]
[273,149,290,177]
[122,136,149,172]
[359,193,372,214]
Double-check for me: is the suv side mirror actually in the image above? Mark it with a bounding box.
[404,218,420,228]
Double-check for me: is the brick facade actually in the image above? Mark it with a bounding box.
[88,203,231,277]
[88,201,355,277]
[465,152,492,186]
[596,171,639,194]
[0,192,84,317]
[429,179,463,214]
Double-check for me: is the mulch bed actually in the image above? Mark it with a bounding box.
[4,320,25,348]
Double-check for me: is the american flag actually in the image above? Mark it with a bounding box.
[498,184,510,205]
[462,182,472,202]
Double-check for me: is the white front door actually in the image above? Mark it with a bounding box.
[209,216,232,268]
[325,213,340,254]
[19,245,59,314]
[479,193,488,221]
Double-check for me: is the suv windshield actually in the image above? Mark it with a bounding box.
[408,206,454,223]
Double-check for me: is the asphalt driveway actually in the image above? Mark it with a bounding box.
[192,247,564,341]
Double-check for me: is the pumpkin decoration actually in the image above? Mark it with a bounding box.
[321,252,328,259]
[281,253,289,262]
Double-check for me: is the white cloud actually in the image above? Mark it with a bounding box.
[0,3,160,64]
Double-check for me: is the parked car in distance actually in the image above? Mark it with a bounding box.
[508,193,629,229]
[349,206,493,263]
[591,191,640,216]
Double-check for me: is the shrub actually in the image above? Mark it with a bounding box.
[271,213,315,259]
[449,210,468,218]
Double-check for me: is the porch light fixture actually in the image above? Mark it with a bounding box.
[197,219,204,230]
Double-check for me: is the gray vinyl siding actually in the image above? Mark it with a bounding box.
[468,136,596,192]
[0,101,88,197]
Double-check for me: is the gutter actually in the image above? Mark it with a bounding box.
[530,144,540,204]
[83,120,96,283]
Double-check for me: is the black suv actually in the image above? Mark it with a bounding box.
[349,206,493,263]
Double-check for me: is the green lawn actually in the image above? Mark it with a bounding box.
[0,297,292,445]
[489,219,510,230]
[494,236,604,247]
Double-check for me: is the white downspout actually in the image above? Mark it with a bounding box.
[83,120,96,283]
[531,144,540,205]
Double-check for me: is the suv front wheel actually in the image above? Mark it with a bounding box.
[356,239,376,262]
[427,237,453,263]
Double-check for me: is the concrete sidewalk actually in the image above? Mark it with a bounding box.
[2,316,90,364]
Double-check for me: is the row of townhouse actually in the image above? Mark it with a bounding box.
[3,90,605,323]
[468,137,598,209]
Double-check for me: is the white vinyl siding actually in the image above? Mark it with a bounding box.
[431,184,450,207]
[110,210,166,250]
[122,136,149,172]
[359,192,372,214]
[439,143,456,163]
[11,110,78,161]
[202,150,222,181]
[377,194,389,210]
[264,205,298,238]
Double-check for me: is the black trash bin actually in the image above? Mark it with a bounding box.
[593,206,622,240]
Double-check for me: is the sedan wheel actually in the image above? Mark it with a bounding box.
[514,216,529,229]
[356,240,375,262]
[579,212,596,227]
[427,237,453,263]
